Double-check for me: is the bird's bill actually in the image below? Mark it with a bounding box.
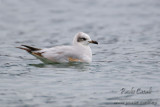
[88,40,98,44]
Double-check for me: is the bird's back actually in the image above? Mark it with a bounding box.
[40,45,90,63]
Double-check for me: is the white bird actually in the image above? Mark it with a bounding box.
[17,32,98,63]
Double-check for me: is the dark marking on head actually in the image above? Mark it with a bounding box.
[77,37,87,42]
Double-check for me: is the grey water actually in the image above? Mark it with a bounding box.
[0,0,160,107]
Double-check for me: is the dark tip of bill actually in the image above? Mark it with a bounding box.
[93,41,98,44]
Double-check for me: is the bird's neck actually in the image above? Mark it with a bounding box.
[75,44,92,55]
[73,43,89,48]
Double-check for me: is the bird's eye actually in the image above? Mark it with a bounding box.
[81,38,86,41]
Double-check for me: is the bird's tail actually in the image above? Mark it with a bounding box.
[16,45,41,53]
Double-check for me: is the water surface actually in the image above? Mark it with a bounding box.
[0,0,160,107]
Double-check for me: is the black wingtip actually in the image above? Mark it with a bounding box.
[21,45,41,51]
[16,46,31,52]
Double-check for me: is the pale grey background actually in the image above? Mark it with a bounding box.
[0,0,160,107]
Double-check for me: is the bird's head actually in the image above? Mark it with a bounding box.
[73,32,98,46]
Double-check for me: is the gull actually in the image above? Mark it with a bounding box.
[17,32,98,63]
